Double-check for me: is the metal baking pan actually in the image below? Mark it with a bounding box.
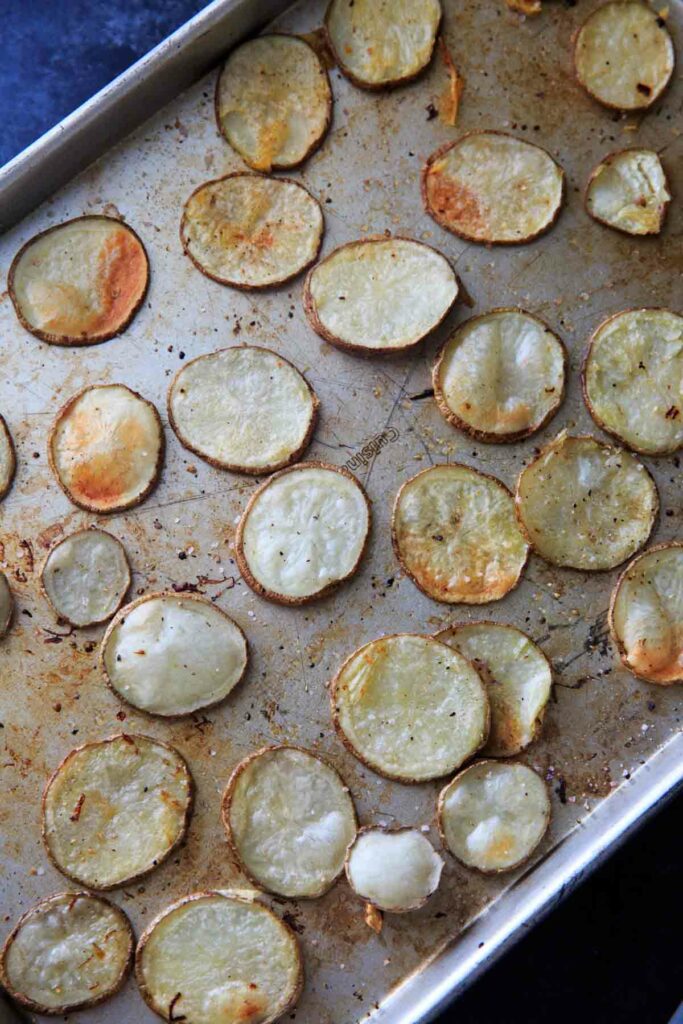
[0,1,681,1021]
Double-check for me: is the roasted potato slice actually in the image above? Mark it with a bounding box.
[0,415,16,500]
[0,571,13,639]
[585,149,671,236]
[41,528,131,627]
[345,826,443,912]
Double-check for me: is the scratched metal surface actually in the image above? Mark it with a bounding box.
[0,1,681,1022]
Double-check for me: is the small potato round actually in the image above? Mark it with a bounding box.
[41,528,131,627]
[585,149,671,236]
[0,571,13,639]
[8,215,149,346]
[392,464,529,604]
[0,415,16,500]
[222,745,357,898]
[574,1,675,112]
[135,892,303,1024]
[0,892,133,1015]
[609,542,683,685]
[236,462,370,605]
[438,760,550,873]
[101,592,248,717]
[422,132,564,245]
[515,432,658,571]
[168,346,318,473]
[303,237,458,355]
[433,309,566,442]
[345,827,443,912]
[43,734,194,890]
[582,309,683,456]
[49,383,164,514]
[181,173,323,290]
[331,633,489,783]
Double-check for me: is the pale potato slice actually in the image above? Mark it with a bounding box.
[609,543,683,684]
[585,149,671,236]
[433,309,566,441]
[181,173,323,290]
[438,622,552,756]
[0,571,13,639]
[49,384,163,513]
[331,633,489,782]
[41,528,130,627]
[1,892,133,1015]
[303,237,458,355]
[515,432,658,570]
[325,0,442,88]
[438,760,550,873]
[345,827,443,912]
[8,215,148,345]
[216,34,331,172]
[168,346,318,473]
[101,593,248,716]
[574,1,675,111]
[582,309,683,456]
[392,464,529,604]
[43,734,193,890]
[0,415,16,500]
[422,132,564,244]
[236,462,370,604]
[222,745,357,898]
[135,892,302,1024]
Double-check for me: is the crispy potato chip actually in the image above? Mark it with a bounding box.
[505,0,542,14]
[41,528,131,627]
[345,826,443,912]
[586,149,671,236]
[0,571,13,639]
[0,415,16,500]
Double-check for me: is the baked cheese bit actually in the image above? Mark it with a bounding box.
[0,415,16,500]
[345,827,444,912]
[585,149,671,236]
[41,528,131,627]
[0,571,13,639]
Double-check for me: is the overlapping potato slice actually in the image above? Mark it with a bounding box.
[438,760,550,873]
[586,149,671,236]
[0,415,16,500]
[438,622,552,756]
[8,215,148,345]
[325,0,442,88]
[433,309,565,441]
[135,892,302,1024]
[574,1,674,111]
[223,745,357,898]
[609,543,683,684]
[41,528,131,627]
[392,464,529,604]
[332,633,489,782]
[181,173,323,289]
[168,346,318,473]
[0,572,13,639]
[101,593,248,716]
[49,384,164,513]
[236,462,370,604]
[1,892,133,1015]
[515,432,658,570]
[216,34,332,171]
[422,132,564,244]
[303,237,458,355]
[345,827,443,912]
[583,309,683,455]
[43,734,193,889]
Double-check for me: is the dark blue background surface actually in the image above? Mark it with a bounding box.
[0,3,680,1022]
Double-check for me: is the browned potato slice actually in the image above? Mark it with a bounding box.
[41,528,131,627]
[0,415,16,500]
[585,149,671,236]
[345,826,443,912]
[0,571,13,639]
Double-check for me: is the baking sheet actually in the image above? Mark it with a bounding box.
[0,0,681,1021]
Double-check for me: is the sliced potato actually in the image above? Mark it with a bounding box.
[101,592,248,716]
[236,462,370,604]
[585,149,671,236]
[303,237,458,355]
[8,215,148,346]
[583,309,683,456]
[222,745,357,898]
[515,431,658,570]
[1,892,133,1015]
[216,34,331,172]
[325,0,442,89]
[345,827,443,912]
[181,173,323,290]
[49,384,163,513]
[331,633,489,782]
[392,464,529,604]
[422,132,564,244]
[438,622,552,756]
[433,309,566,442]
[168,346,318,473]
[609,543,683,685]
[135,892,302,1024]
[0,415,16,500]
[438,760,550,873]
[0,571,13,639]
[42,734,193,889]
[41,528,130,627]
[574,1,675,111]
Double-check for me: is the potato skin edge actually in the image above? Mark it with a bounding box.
[40,527,132,628]
[583,149,672,237]
[0,415,17,501]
